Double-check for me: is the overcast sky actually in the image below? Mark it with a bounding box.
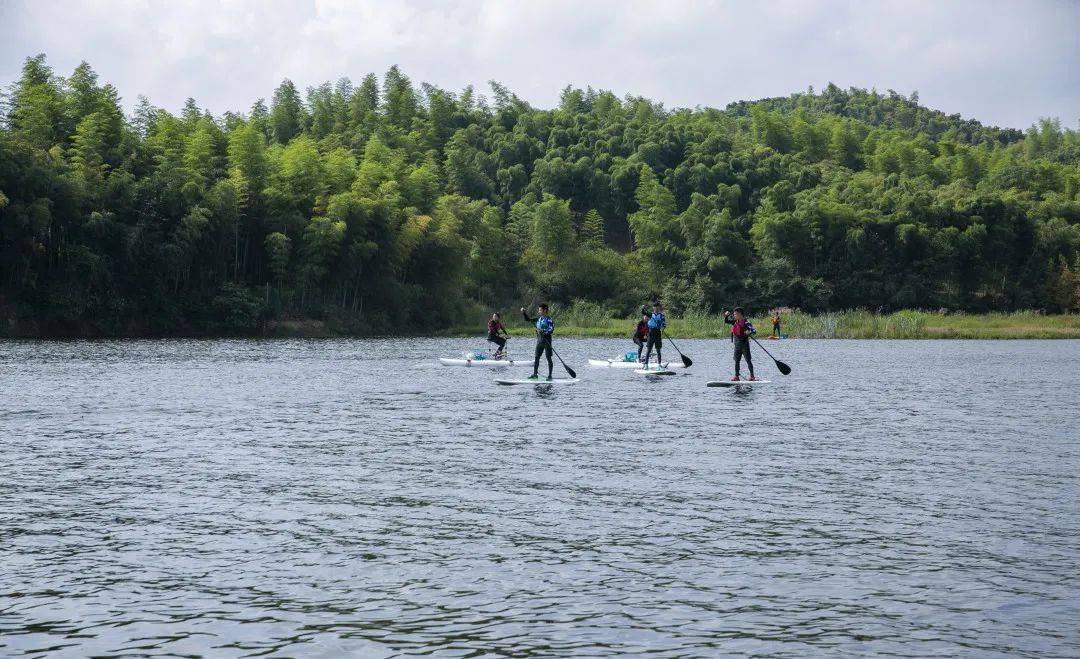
[1,0,1077,129]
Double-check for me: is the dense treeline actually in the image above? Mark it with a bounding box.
[1,54,1078,336]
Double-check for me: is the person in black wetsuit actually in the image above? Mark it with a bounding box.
[724,307,757,381]
[521,304,555,380]
[487,312,509,358]
[632,311,650,362]
[641,301,666,367]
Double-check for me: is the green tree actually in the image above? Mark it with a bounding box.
[269,79,305,144]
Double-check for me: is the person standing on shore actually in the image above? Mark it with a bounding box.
[771,311,782,339]
[521,304,555,380]
[724,307,757,381]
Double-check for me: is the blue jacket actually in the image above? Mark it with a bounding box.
[647,312,666,330]
[523,309,555,336]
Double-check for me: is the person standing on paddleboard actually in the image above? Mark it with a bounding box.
[522,304,555,380]
[771,311,782,339]
[724,307,757,381]
[641,301,666,367]
[487,312,509,358]
[632,311,650,362]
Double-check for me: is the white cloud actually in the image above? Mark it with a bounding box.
[1,0,1076,128]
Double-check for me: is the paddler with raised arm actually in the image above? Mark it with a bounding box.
[723,307,757,381]
[640,300,666,367]
[521,303,555,380]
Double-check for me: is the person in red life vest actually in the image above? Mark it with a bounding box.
[632,311,650,362]
[487,312,509,359]
[723,307,757,381]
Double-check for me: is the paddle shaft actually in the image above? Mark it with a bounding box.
[750,335,791,374]
[663,335,693,368]
[549,345,576,379]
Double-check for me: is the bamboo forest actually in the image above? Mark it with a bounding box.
[1,54,1078,336]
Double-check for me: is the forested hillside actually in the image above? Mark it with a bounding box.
[1,55,1078,336]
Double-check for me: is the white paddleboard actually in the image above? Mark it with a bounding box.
[439,358,519,367]
[588,359,683,369]
[634,368,676,376]
[495,378,580,386]
[707,379,772,387]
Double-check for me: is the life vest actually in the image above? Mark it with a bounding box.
[647,312,666,330]
[732,318,754,338]
[635,320,649,340]
[535,316,554,335]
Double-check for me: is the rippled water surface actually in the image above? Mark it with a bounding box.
[1,338,1078,657]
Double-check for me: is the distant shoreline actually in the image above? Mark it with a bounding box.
[2,311,1077,341]
[445,311,1080,340]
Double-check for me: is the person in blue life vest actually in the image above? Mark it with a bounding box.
[724,307,757,381]
[487,312,509,358]
[521,304,555,380]
[641,300,666,367]
[632,310,650,362]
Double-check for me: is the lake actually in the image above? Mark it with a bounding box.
[1,338,1078,657]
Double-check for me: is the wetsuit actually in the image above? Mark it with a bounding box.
[632,319,649,361]
[725,314,756,378]
[642,309,665,366]
[523,310,554,377]
[487,319,508,355]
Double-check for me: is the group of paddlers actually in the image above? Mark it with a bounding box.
[485,303,782,381]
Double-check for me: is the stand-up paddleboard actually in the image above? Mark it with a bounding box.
[634,367,676,376]
[707,379,772,387]
[495,377,580,386]
[439,357,519,367]
[588,359,683,369]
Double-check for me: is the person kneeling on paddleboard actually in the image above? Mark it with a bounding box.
[487,312,509,359]
[724,307,757,381]
[522,304,555,380]
[641,301,666,367]
[632,311,650,362]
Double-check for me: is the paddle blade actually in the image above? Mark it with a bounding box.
[775,360,792,375]
[565,365,577,379]
[681,354,693,368]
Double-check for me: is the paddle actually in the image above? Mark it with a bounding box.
[751,335,792,375]
[664,336,693,368]
[550,345,577,379]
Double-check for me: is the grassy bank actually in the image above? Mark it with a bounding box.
[447,310,1080,340]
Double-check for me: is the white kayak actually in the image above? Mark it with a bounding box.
[707,379,772,387]
[634,368,676,376]
[439,358,521,367]
[495,378,580,386]
[588,359,684,369]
